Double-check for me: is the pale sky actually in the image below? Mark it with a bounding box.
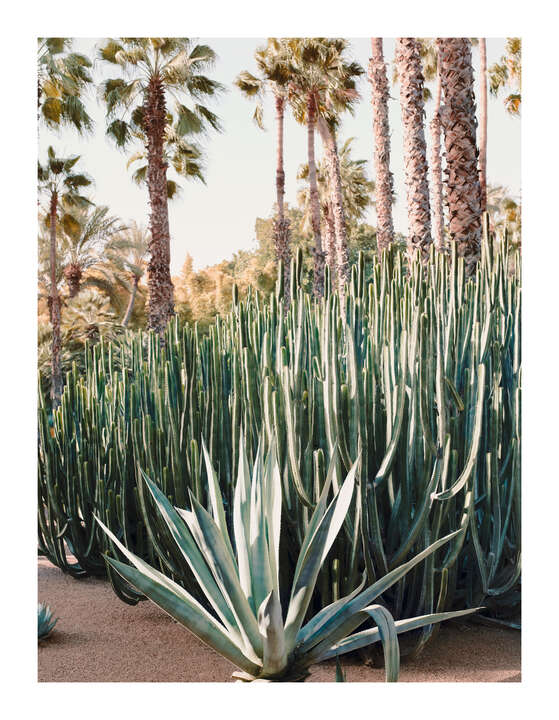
[38,38,520,274]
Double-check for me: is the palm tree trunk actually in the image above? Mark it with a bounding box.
[324,201,337,280]
[430,69,445,250]
[307,94,325,297]
[273,93,291,301]
[437,38,482,275]
[478,38,488,213]
[395,38,432,261]
[144,74,175,335]
[368,38,395,253]
[49,191,62,407]
[317,116,349,293]
[122,275,140,327]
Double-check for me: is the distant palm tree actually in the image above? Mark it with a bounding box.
[235,39,293,299]
[37,38,93,133]
[285,38,363,295]
[478,39,488,213]
[58,206,126,298]
[297,138,373,280]
[486,184,521,240]
[99,38,223,335]
[368,39,395,253]
[489,38,521,116]
[38,147,92,405]
[395,38,432,261]
[437,38,482,275]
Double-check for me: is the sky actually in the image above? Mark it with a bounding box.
[38,38,521,275]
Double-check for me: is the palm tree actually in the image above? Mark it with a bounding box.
[37,38,93,133]
[285,38,363,296]
[297,138,373,280]
[38,147,92,405]
[478,39,488,213]
[104,223,150,326]
[489,38,521,116]
[368,39,395,253]
[437,38,482,275]
[395,38,432,261]
[486,184,521,241]
[235,39,293,299]
[58,206,126,298]
[99,38,223,335]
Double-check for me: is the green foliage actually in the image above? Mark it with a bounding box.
[38,603,58,641]
[488,38,521,115]
[98,443,477,681]
[38,233,521,645]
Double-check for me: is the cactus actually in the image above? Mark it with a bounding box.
[38,227,521,641]
[38,603,58,640]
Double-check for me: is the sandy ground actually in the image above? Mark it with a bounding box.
[38,557,521,682]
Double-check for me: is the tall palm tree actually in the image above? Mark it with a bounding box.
[395,38,432,261]
[235,39,293,298]
[37,38,93,133]
[38,147,92,405]
[58,206,126,298]
[285,38,363,295]
[368,39,395,253]
[437,38,482,275]
[478,39,488,213]
[297,137,373,281]
[99,38,223,335]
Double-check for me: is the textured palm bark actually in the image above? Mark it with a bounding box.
[49,192,63,406]
[324,202,337,279]
[437,38,482,275]
[430,70,445,250]
[64,263,83,298]
[306,94,325,297]
[478,38,488,213]
[317,116,349,293]
[122,275,140,327]
[368,38,395,253]
[144,75,175,335]
[273,94,291,302]
[395,38,432,262]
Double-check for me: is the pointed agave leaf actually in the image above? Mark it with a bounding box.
[138,470,239,637]
[263,442,282,593]
[301,530,462,663]
[233,435,253,609]
[284,460,357,646]
[201,439,236,565]
[95,516,260,676]
[321,608,481,661]
[363,605,400,682]
[184,494,264,657]
[258,590,287,677]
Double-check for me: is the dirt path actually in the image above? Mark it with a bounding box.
[38,557,521,682]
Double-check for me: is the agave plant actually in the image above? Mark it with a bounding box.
[38,603,58,640]
[97,439,478,681]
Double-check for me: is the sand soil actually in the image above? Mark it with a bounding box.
[38,557,521,682]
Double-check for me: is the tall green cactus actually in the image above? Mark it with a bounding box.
[38,226,521,639]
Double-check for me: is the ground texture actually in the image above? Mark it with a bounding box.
[38,557,521,682]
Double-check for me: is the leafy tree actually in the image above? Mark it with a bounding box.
[99,38,223,334]
[38,147,92,404]
[486,184,521,241]
[37,38,93,133]
[489,38,521,115]
[236,39,294,298]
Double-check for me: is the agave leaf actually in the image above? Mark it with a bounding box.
[233,435,254,610]
[95,516,261,674]
[284,460,357,647]
[258,590,287,677]
[320,607,481,661]
[363,605,400,682]
[263,442,282,593]
[138,470,240,637]
[248,447,274,613]
[201,439,236,565]
[184,494,264,657]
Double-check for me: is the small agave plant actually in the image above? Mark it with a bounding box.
[97,439,479,681]
[38,603,58,641]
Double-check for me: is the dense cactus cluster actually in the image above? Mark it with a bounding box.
[38,226,521,645]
